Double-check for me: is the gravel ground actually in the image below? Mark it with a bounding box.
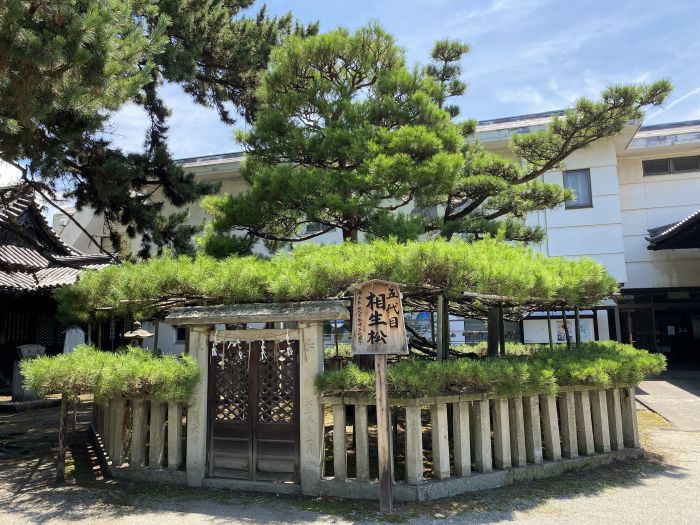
[0,403,698,525]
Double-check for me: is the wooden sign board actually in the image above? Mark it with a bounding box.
[351,280,408,356]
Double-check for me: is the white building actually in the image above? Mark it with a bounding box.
[56,115,700,364]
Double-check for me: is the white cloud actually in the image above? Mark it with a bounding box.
[645,85,700,123]
[446,0,548,29]
[496,86,548,111]
[105,83,241,159]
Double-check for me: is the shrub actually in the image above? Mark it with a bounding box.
[314,341,665,398]
[21,345,200,403]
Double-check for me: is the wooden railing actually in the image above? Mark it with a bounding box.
[94,398,186,472]
[321,386,639,488]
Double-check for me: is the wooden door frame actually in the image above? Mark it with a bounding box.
[207,337,301,481]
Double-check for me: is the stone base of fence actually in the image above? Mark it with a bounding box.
[320,447,643,502]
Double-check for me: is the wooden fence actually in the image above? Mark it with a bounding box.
[94,398,186,472]
[321,386,640,499]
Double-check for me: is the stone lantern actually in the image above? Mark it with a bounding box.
[123,320,153,347]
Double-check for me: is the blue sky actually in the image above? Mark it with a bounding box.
[107,0,700,159]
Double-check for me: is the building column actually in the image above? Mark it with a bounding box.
[299,321,325,495]
[186,328,209,486]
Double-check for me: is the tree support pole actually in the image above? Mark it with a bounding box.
[574,307,581,347]
[436,295,450,361]
[487,307,500,357]
[56,398,68,483]
[546,310,554,350]
[498,306,506,355]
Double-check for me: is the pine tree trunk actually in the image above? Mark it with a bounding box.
[342,228,358,242]
[562,307,571,350]
[56,398,68,483]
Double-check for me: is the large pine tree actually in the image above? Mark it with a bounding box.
[0,0,316,257]
[200,24,671,254]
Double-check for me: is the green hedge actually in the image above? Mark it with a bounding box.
[56,237,618,323]
[20,345,199,403]
[314,341,666,398]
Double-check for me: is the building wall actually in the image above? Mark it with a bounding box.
[617,148,700,289]
[525,138,628,283]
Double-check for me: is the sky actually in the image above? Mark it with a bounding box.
[107,0,700,159]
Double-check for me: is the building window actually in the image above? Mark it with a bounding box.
[304,222,324,234]
[643,155,700,176]
[175,327,187,343]
[563,169,593,209]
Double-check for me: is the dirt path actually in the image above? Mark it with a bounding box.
[1,404,698,524]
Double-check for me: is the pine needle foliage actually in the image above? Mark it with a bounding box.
[20,345,199,403]
[55,237,618,322]
[314,341,666,398]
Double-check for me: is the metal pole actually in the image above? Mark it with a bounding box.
[574,307,581,347]
[614,306,622,343]
[546,310,554,350]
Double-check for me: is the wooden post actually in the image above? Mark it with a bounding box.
[453,401,471,476]
[590,390,611,453]
[471,399,492,472]
[522,395,543,465]
[332,404,347,480]
[607,389,624,451]
[131,399,148,467]
[436,295,449,361]
[558,392,578,459]
[574,391,595,456]
[487,307,500,357]
[375,355,393,512]
[430,403,450,479]
[103,401,111,453]
[405,405,423,484]
[355,404,370,481]
[540,394,561,461]
[167,402,184,470]
[546,311,554,350]
[56,398,68,482]
[592,308,600,341]
[574,307,581,347]
[509,397,527,467]
[492,398,511,469]
[149,401,167,467]
[620,386,640,448]
[110,398,125,466]
[498,307,506,355]
[153,319,160,353]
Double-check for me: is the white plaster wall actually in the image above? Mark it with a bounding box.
[618,152,700,289]
[141,321,187,356]
[524,139,627,283]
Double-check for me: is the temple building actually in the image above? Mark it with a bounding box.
[0,185,112,389]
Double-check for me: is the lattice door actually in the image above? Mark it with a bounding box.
[208,339,299,481]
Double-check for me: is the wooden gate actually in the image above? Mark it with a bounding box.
[207,339,300,481]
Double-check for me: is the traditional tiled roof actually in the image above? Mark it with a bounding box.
[0,185,113,292]
[647,209,700,251]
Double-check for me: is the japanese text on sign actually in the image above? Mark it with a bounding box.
[351,280,408,355]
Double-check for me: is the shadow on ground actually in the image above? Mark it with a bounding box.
[0,404,689,524]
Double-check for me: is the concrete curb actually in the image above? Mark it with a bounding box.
[320,448,644,501]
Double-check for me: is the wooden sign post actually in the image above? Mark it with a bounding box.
[351,280,408,513]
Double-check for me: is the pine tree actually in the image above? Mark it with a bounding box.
[0,0,316,257]
[201,24,671,253]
